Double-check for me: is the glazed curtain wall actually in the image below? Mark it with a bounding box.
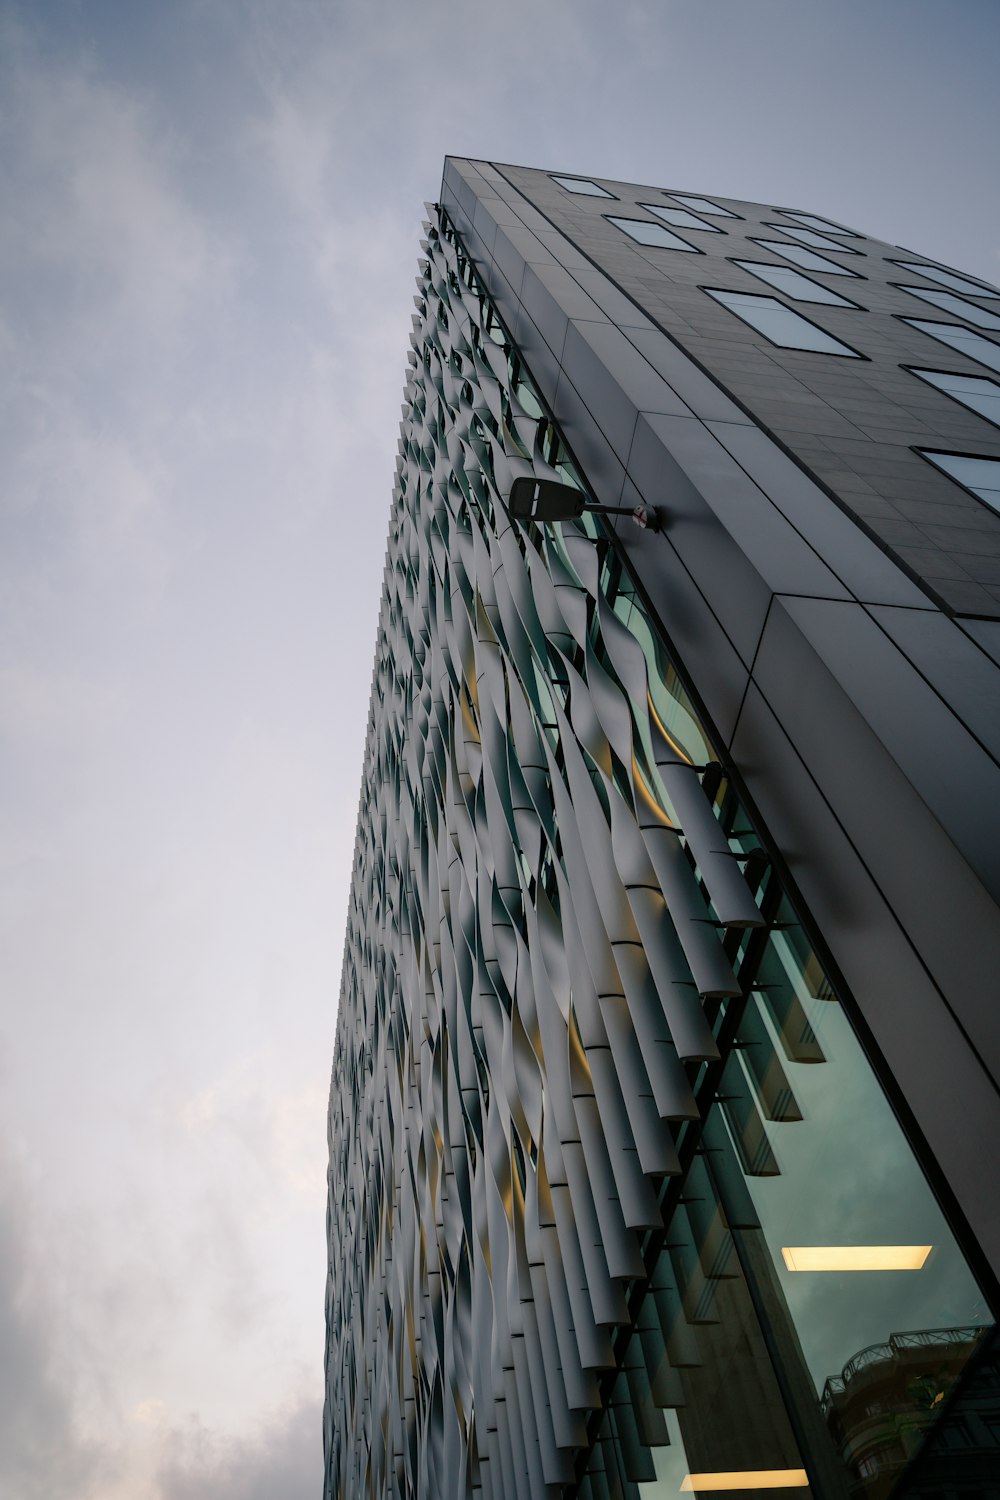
[323,208,995,1500]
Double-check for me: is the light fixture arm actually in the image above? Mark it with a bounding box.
[508,476,662,532]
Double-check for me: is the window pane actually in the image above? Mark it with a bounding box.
[550,174,613,197]
[749,238,861,277]
[901,285,1000,330]
[910,368,1000,428]
[706,288,860,355]
[779,210,860,237]
[904,319,1000,375]
[608,216,698,251]
[920,450,1000,512]
[733,260,857,306]
[764,223,862,254]
[893,260,1000,299]
[668,192,738,217]
[640,201,721,233]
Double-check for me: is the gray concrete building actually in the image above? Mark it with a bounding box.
[324,161,1000,1500]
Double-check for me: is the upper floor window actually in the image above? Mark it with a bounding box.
[704,287,861,355]
[918,450,1000,513]
[749,238,862,278]
[890,260,1000,300]
[776,210,860,238]
[608,216,698,251]
[900,285,1000,331]
[763,223,863,254]
[908,368,1000,428]
[666,192,738,218]
[550,175,614,198]
[903,319,1000,376]
[640,202,722,233]
[732,260,859,307]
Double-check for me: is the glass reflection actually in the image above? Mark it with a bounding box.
[576,556,996,1500]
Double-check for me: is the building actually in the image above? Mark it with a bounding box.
[323,161,1000,1500]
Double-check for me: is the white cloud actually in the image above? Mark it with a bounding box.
[0,19,230,342]
[0,1157,112,1500]
[156,1395,322,1500]
[181,1057,329,1203]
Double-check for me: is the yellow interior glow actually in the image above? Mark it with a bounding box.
[680,1472,809,1493]
[781,1245,932,1272]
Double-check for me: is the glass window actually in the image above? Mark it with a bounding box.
[919,450,1000,513]
[778,210,860,237]
[639,201,721,233]
[667,192,738,217]
[892,260,1000,300]
[733,260,858,307]
[903,319,1000,375]
[909,368,1000,428]
[764,223,863,254]
[608,215,698,251]
[550,174,614,198]
[900,285,1000,331]
[750,238,862,277]
[705,287,861,355]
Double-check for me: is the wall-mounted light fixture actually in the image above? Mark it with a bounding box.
[508,476,661,531]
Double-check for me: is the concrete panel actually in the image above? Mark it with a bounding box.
[638,411,853,603]
[705,421,934,609]
[868,605,1000,765]
[748,597,1000,1079]
[778,595,1000,901]
[624,326,754,424]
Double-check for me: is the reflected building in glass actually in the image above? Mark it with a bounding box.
[323,162,1000,1500]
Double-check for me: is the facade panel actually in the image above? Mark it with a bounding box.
[325,164,1000,1499]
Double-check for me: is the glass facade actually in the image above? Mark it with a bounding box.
[731,261,858,307]
[609,215,700,251]
[903,320,1000,376]
[909,368,1000,428]
[325,191,999,1500]
[704,289,860,356]
[918,451,1000,513]
[749,239,863,277]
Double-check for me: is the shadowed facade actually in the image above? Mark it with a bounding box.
[324,164,1000,1500]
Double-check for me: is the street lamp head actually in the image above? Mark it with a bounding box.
[508,476,587,522]
[507,475,662,532]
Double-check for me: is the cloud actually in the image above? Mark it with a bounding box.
[0,1156,111,1500]
[0,15,229,343]
[156,1395,322,1500]
[181,1058,330,1202]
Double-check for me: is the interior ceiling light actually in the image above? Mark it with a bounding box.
[680,1471,810,1492]
[781,1245,932,1272]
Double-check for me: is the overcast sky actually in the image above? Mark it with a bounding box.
[1,2,998,1496]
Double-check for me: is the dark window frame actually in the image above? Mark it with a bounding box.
[892,282,1000,331]
[762,222,865,255]
[728,257,866,310]
[662,191,742,220]
[913,445,1000,516]
[604,213,702,254]
[772,208,863,239]
[748,237,865,279]
[549,174,617,200]
[701,284,868,359]
[896,315,1000,374]
[887,257,1000,300]
[638,200,723,234]
[901,364,1000,431]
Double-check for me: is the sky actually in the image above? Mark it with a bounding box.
[1,1,998,1496]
